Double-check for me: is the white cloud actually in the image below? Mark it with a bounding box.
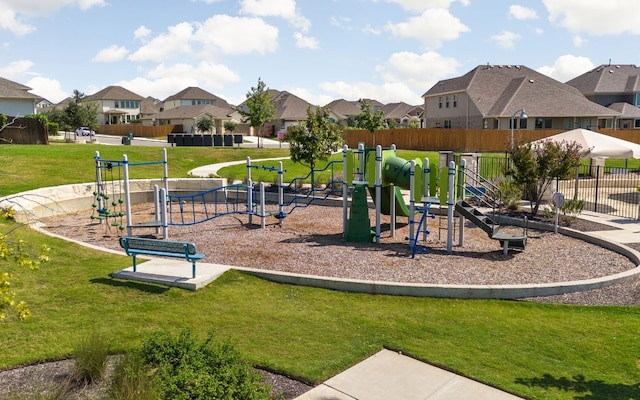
[0,59,34,80]
[385,8,469,49]
[286,87,334,107]
[0,8,35,35]
[320,80,422,104]
[362,25,381,35]
[384,0,455,12]
[543,0,640,35]
[509,5,538,20]
[26,76,68,103]
[0,0,106,35]
[240,0,310,32]
[376,51,459,90]
[134,25,151,41]
[537,54,595,82]
[320,50,459,104]
[92,45,129,63]
[293,32,319,49]
[573,35,586,47]
[117,62,241,100]
[491,30,521,49]
[195,15,279,55]
[0,59,68,102]
[128,22,194,62]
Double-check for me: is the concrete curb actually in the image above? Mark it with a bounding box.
[4,182,640,299]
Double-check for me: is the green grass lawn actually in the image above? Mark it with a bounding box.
[1,143,639,400]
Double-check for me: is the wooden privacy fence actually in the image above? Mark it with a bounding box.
[342,128,640,152]
[98,124,181,138]
[0,116,48,145]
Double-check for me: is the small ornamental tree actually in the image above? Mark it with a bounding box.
[507,139,583,216]
[355,99,385,146]
[196,115,214,134]
[224,120,237,134]
[239,78,275,148]
[288,106,342,174]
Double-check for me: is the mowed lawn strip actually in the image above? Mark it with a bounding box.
[1,143,639,400]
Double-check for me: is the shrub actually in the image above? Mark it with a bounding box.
[495,178,522,210]
[139,329,272,400]
[72,331,110,384]
[47,122,59,136]
[109,354,160,400]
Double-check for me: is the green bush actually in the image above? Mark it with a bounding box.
[72,331,110,384]
[139,329,273,400]
[47,122,59,136]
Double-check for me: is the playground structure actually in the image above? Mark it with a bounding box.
[93,146,528,256]
[341,144,528,255]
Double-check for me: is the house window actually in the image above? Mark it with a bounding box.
[535,118,543,129]
[574,118,582,128]
[635,119,640,128]
[636,93,640,107]
[519,119,527,129]
[544,119,552,129]
[453,94,458,108]
[563,118,571,129]
[445,96,450,108]
[483,119,488,129]
[438,97,443,109]
[444,120,452,128]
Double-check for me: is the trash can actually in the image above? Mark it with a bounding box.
[233,134,243,146]
[213,135,223,146]
[121,134,131,145]
[223,135,233,146]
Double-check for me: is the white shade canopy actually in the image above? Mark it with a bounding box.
[531,128,640,159]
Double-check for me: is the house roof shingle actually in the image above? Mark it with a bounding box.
[163,86,233,109]
[566,64,640,95]
[424,64,617,118]
[85,85,145,101]
[0,77,39,100]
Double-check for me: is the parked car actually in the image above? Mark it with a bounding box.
[75,127,95,136]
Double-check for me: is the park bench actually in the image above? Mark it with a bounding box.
[119,236,204,279]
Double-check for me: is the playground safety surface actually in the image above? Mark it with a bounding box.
[41,202,640,306]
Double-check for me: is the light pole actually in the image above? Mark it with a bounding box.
[510,108,527,149]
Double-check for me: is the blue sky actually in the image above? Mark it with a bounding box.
[1,0,639,106]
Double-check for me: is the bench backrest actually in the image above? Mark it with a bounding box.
[119,237,198,255]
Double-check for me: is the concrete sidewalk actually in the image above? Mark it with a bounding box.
[294,349,523,400]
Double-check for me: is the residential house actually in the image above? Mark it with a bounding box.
[422,64,618,131]
[381,102,423,128]
[0,77,39,116]
[162,86,233,111]
[325,98,384,125]
[83,85,145,125]
[140,96,162,122]
[233,90,315,136]
[145,104,234,134]
[566,64,640,129]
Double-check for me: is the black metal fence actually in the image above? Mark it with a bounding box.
[470,155,640,220]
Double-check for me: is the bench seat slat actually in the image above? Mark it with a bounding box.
[119,236,204,279]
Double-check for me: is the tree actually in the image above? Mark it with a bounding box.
[506,140,583,216]
[196,115,214,134]
[224,120,236,134]
[355,99,385,146]
[64,101,98,132]
[239,78,275,148]
[288,106,343,173]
